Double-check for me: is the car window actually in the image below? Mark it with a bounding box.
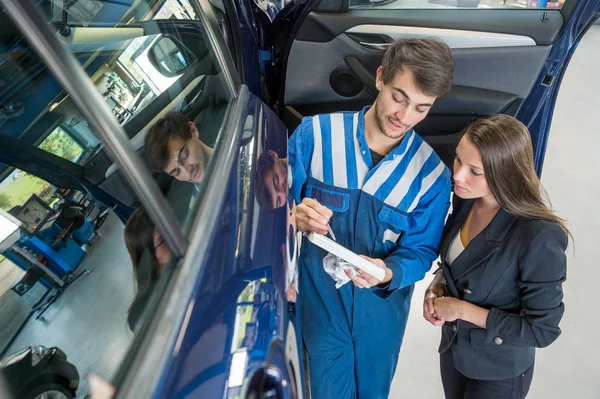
[349,0,566,10]
[0,0,233,397]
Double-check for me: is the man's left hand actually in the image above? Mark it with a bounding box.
[345,255,392,289]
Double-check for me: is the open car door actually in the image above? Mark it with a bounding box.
[278,0,600,171]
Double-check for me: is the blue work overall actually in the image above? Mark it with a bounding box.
[289,107,451,399]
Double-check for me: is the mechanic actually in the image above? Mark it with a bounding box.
[144,111,213,183]
[289,38,454,398]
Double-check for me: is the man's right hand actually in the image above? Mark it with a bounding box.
[295,198,332,235]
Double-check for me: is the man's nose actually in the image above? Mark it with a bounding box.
[395,108,411,125]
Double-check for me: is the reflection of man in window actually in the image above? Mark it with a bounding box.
[144,112,213,182]
[254,150,289,211]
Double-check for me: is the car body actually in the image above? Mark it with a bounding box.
[0,0,598,398]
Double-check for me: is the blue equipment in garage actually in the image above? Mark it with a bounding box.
[4,194,93,277]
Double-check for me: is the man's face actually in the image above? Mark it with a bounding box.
[263,150,288,210]
[374,67,437,140]
[164,122,206,183]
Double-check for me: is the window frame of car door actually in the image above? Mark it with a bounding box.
[112,0,251,396]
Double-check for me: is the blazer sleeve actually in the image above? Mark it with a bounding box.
[484,220,568,348]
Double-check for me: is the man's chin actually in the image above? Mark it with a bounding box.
[383,128,409,140]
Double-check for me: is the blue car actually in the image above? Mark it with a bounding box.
[0,0,598,398]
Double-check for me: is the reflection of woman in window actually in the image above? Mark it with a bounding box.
[124,207,171,331]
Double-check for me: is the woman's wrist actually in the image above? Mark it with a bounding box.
[459,300,469,320]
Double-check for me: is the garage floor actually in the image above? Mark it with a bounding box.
[6,213,134,397]
[390,25,600,399]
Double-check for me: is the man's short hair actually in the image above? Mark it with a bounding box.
[254,151,276,210]
[381,38,454,98]
[144,112,192,171]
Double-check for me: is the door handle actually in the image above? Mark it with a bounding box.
[359,41,391,51]
[344,56,378,98]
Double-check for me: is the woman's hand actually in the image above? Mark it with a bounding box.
[423,286,446,326]
[423,271,446,326]
[345,256,392,289]
[433,297,465,323]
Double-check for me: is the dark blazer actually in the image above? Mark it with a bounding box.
[438,195,567,380]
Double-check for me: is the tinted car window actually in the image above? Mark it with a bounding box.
[0,0,232,397]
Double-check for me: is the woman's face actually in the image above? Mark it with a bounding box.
[453,136,492,200]
[153,228,171,269]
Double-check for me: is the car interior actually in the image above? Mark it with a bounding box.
[280,2,574,167]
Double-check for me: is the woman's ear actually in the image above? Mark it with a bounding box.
[268,149,279,160]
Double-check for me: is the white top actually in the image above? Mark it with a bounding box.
[446,230,465,265]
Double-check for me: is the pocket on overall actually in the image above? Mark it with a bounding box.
[376,207,409,252]
[305,184,350,213]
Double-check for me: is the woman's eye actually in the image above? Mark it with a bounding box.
[471,170,482,176]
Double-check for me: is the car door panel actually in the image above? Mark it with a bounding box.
[283,7,568,167]
[295,9,565,45]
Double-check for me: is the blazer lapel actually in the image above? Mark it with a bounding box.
[449,207,518,281]
[439,197,473,263]
[440,197,473,299]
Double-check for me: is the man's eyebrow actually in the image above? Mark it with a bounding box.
[168,144,186,175]
[393,87,433,107]
[272,173,279,208]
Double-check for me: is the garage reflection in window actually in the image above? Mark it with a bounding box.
[0,0,232,397]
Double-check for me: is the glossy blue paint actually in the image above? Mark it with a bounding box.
[515,1,600,175]
[154,93,294,399]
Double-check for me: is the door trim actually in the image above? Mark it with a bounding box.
[346,25,536,49]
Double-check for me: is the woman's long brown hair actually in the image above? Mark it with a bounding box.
[464,115,572,241]
[124,207,160,310]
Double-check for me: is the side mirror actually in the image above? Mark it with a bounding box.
[148,35,195,78]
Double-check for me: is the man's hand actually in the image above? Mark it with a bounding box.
[345,255,392,289]
[296,198,333,235]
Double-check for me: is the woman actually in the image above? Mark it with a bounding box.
[423,115,570,399]
[124,207,171,331]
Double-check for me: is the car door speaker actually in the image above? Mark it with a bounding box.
[329,66,363,98]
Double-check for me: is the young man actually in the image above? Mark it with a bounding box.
[289,38,454,398]
[254,150,289,211]
[144,112,213,183]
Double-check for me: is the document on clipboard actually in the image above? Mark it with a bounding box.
[305,232,386,281]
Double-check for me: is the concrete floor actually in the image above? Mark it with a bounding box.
[390,25,600,398]
[6,213,134,397]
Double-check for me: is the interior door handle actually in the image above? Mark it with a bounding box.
[344,56,378,98]
[359,42,391,51]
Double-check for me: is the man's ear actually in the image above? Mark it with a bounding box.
[188,121,199,139]
[268,149,279,160]
[375,66,384,92]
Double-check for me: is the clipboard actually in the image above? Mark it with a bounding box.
[305,232,385,281]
